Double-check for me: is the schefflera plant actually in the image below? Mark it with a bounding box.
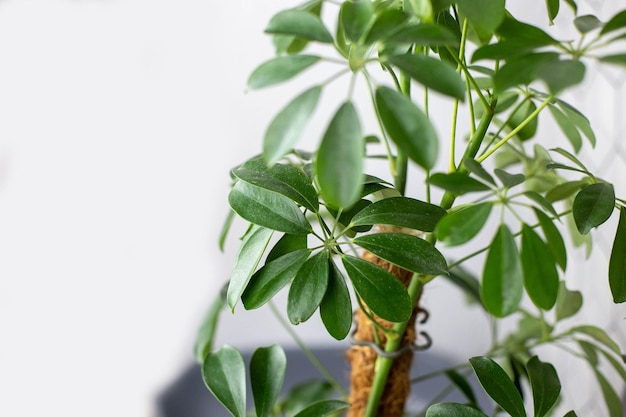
[196,1,626,417]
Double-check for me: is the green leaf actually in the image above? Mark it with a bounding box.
[265,10,333,43]
[555,281,582,321]
[563,411,578,417]
[219,210,236,252]
[385,23,459,46]
[426,402,489,417]
[463,159,496,185]
[497,16,558,46]
[494,53,559,93]
[436,203,492,246]
[601,10,626,35]
[229,181,312,234]
[494,169,525,188]
[526,356,561,417]
[340,0,373,43]
[194,289,226,363]
[363,9,409,44]
[470,356,526,417]
[282,381,335,417]
[593,369,624,417]
[599,53,626,68]
[351,196,446,232]
[288,251,329,324]
[428,172,492,194]
[445,370,478,405]
[534,208,567,270]
[481,225,523,317]
[315,102,364,209]
[525,192,559,218]
[242,249,310,309]
[546,0,559,23]
[354,233,447,275]
[266,233,308,262]
[596,345,626,384]
[548,104,582,153]
[568,325,622,355]
[202,345,247,417]
[545,179,589,203]
[457,0,505,38]
[320,260,352,340]
[234,160,319,212]
[575,15,603,33]
[572,182,615,234]
[550,147,588,171]
[538,60,586,94]
[506,99,538,141]
[251,345,287,417]
[248,56,321,89]
[521,224,559,310]
[556,100,596,147]
[472,39,544,62]
[609,206,626,303]
[375,86,438,170]
[263,86,322,167]
[578,339,599,366]
[227,226,274,309]
[293,400,350,417]
[387,54,465,100]
[342,254,412,322]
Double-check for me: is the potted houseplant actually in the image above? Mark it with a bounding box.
[195,1,626,416]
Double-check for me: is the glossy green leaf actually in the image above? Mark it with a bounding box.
[229,181,312,234]
[375,86,438,170]
[320,260,352,340]
[506,99,538,141]
[463,159,496,185]
[385,23,459,46]
[575,15,603,33]
[481,225,523,317]
[251,345,287,417]
[428,172,491,194]
[242,249,310,310]
[288,251,329,324]
[538,60,586,94]
[351,196,446,232]
[266,233,308,262]
[494,169,525,188]
[601,10,626,35]
[354,233,447,275]
[534,208,567,270]
[546,0,559,23]
[568,325,622,355]
[445,370,478,405]
[426,402,489,417]
[521,224,559,310]
[282,381,335,417]
[202,346,247,417]
[555,281,582,321]
[609,206,626,303]
[388,54,465,100]
[457,0,505,37]
[594,369,623,417]
[572,182,615,234]
[469,356,526,417]
[227,226,274,309]
[363,9,409,44]
[315,102,363,209]
[436,203,492,246]
[248,56,320,89]
[342,254,412,322]
[545,179,589,203]
[548,104,582,153]
[234,160,319,212]
[194,289,225,363]
[340,0,373,42]
[293,400,350,417]
[526,356,561,417]
[265,10,333,43]
[263,86,322,167]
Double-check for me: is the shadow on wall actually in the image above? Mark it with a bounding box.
[154,347,491,417]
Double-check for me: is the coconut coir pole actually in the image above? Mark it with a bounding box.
[346,250,422,417]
